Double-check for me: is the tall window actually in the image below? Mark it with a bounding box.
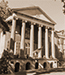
[6,39,10,50]
[16,41,20,55]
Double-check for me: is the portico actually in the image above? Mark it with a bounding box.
[5,6,56,60]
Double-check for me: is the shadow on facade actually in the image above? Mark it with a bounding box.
[50,62,53,68]
[26,62,31,70]
[15,62,20,72]
[35,62,38,69]
[55,44,60,59]
[43,62,47,69]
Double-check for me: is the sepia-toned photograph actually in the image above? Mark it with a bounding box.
[0,0,65,75]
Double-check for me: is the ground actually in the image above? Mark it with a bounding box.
[1,72,65,75]
[27,72,65,75]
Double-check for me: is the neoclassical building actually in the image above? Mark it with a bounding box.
[5,6,56,58]
[0,6,58,70]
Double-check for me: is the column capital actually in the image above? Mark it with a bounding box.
[51,28,54,31]
[31,22,36,25]
[22,20,27,23]
[13,16,17,20]
[38,24,43,27]
[13,13,18,20]
[45,26,49,29]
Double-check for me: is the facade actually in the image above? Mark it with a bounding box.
[0,17,9,58]
[0,6,59,71]
[55,30,65,60]
[54,31,61,59]
[5,6,56,59]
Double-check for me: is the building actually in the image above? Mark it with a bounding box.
[0,5,59,71]
[55,30,65,60]
[0,17,9,58]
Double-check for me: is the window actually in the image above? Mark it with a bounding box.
[11,61,14,64]
[16,41,20,55]
[6,40,10,49]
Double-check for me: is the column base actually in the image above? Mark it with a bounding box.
[43,55,49,59]
[20,49,25,58]
[29,55,33,58]
[50,55,56,59]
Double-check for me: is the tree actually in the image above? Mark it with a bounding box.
[0,0,12,20]
[0,49,14,74]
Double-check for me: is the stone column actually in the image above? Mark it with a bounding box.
[0,32,1,58]
[20,20,26,58]
[51,28,55,59]
[3,31,6,50]
[30,23,34,57]
[38,25,42,58]
[10,15,16,51]
[0,31,3,57]
[45,26,49,59]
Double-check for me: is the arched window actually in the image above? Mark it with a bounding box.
[15,62,20,72]
[35,62,38,69]
[26,62,31,70]
[43,62,47,69]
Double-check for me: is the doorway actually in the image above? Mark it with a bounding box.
[26,62,31,70]
[35,62,38,69]
[43,62,47,69]
[50,62,53,68]
[15,62,20,72]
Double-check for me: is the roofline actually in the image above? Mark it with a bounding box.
[12,6,56,25]
[37,6,56,25]
[6,11,55,28]
[15,11,55,25]
[12,6,39,11]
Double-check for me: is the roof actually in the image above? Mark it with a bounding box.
[12,6,56,25]
[0,17,9,31]
[55,30,65,39]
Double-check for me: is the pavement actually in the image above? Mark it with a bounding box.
[1,72,65,75]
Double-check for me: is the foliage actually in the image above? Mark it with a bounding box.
[0,49,14,74]
[0,0,12,20]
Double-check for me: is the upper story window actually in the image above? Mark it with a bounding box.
[6,39,10,50]
[16,41,20,55]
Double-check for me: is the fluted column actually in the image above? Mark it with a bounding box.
[20,20,26,58]
[51,28,55,59]
[0,31,3,58]
[30,23,34,57]
[45,27,49,59]
[10,14,16,51]
[38,25,42,58]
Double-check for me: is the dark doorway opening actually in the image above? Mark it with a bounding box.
[15,62,20,72]
[43,62,47,69]
[50,62,53,68]
[26,62,31,70]
[35,62,38,69]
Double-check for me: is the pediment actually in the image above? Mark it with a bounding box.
[12,6,56,24]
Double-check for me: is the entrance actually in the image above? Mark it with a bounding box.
[50,62,53,68]
[15,62,20,72]
[26,62,31,70]
[43,62,47,69]
[35,62,38,69]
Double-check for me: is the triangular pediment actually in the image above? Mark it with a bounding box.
[12,6,56,24]
[33,14,51,23]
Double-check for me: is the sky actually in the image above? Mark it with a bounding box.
[1,0,65,31]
